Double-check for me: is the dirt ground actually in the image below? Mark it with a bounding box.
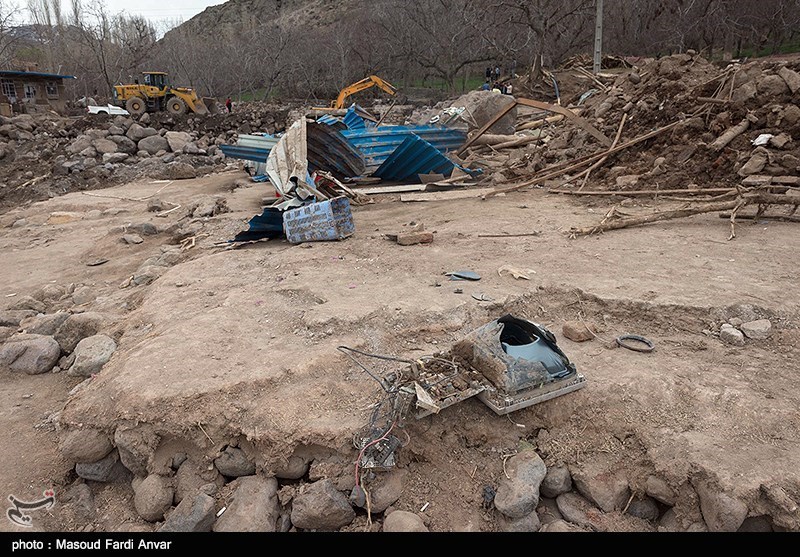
[1,169,799,532]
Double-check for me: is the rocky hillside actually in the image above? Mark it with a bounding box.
[162,0,363,40]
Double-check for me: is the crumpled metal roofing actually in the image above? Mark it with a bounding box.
[341,125,466,169]
[373,134,455,182]
[306,122,366,179]
[219,133,278,162]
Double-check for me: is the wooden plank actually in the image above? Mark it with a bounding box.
[357,184,427,195]
[516,97,612,147]
[400,188,495,202]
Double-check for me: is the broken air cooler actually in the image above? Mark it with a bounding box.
[406,315,586,417]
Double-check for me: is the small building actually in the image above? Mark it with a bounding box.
[0,70,77,116]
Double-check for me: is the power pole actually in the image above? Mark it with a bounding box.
[593,0,604,74]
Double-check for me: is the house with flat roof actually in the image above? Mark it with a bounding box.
[0,70,77,115]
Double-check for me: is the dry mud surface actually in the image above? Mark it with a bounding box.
[1,172,798,532]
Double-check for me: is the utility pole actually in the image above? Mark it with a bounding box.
[593,0,604,74]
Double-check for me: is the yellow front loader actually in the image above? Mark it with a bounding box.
[113,72,219,116]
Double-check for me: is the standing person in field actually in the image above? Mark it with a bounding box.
[485,66,492,82]
[494,65,501,81]
[225,97,232,113]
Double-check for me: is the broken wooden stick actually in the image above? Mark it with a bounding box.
[709,117,751,151]
[718,212,800,223]
[549,187,738,197]
[569,192,800,237]
[697,96,730,105]
[577,113,627,191]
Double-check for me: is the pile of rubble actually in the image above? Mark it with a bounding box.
[0,102,292,211]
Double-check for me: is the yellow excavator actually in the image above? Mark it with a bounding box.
[315,75,398,112]
[112,72,219,116]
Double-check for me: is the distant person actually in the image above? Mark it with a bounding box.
[494,66,501,80]
[511,59,517,77]
[485,66,492,81]
[225,97,232,113]
[480,80,490,91]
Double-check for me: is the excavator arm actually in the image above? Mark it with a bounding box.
[332,75,397,109]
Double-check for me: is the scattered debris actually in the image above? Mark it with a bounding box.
[445,270,481,281]
[497,265,535,280]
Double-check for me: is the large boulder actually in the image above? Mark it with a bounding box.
[54,312,105,353]
[165,131,192,153]
[67,334,116,377]
[93,138,118,155]
[214,446,255,478]
[213,476,280,532]
[159,493,216,532]
[114,426,159,477]
[0,334,61,374]
[493,449,547,519]
[60,428,113,463]
[290,479,355,531]
[164,161,197,180]
[138,135,170,155]
[109,135,138,154]
[20,313,69,336]
[572,462,630,512]
[67,135,93,155]
[134,475,174,522]
[126,123,158,142]
[450,90,517,134]
[382,510,428,532]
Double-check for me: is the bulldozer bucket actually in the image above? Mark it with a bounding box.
[203,97,220,114]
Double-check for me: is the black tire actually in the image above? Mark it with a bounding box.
[125,97,146,116]
[167,97,187,115]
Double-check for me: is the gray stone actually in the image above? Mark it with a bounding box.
[108,125,125,136]
[0,327,14,343]
[67,135,93,155]
[214,446,255,478]
[60,428,114,463]
[657,508,680,532]
[732,81,758,103]
[59,352,75,371]
[126,123,157,142]
[354,469,405,514]
[93,138,117,154]
[159,493,216,532]
[556,492,601,529]
[695,481,748,532]
[536,497,563,525]
[646,475,677,505]
[72,287,96,306]
[728,317,744,328]
[127,222,159,236]
[175,459,223,504]
[165,131,192,153]
[122,234,144,245]
[778,67,800,94]
[757,74,790,96]
[382,510,428,532]
[494,449,547,519]
[627,497,660,521]
[114,426,159,477]
[138,135,169,155]
[75,450,128,482]
[0,334,61,375]
[615,175,640,188]
[55,312,105,353]
[541,464,573,498]
[139,113,151,125]
[67,334,116,377]
[9,295,45,313]
[540,518,589,532]
[738,515,773,532]
[770,133,792,149]
[739,147,769,177]
[132,265,168,286]
[102,152,129,164]
[572,463,630,512]
[720,324,746,346]
[109,135,137,154]
[783,104,800,126]
[499,511,541,532]
[213,476,280,532]
[290,479,355,531]
[165,162,196,180]
[740,319,772,340]
[274,454,311,480]
[628,73,641,84]
[20,313,69,336]
[134,475,174,522]
[0,310,35,326]
[11,218,27,228]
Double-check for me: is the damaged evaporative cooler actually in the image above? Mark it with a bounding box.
[397,314,586,418]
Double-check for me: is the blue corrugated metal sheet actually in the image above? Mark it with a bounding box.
[341,125,466,168]
[220,134,278,163]
[317,114,341,126]
[343,105,367,130]
[373,135,455,182]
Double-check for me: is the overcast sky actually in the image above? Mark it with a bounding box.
[15,0,226,30]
